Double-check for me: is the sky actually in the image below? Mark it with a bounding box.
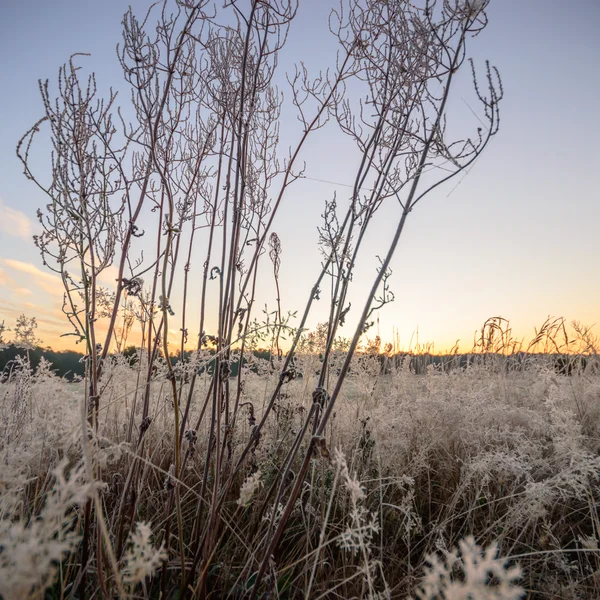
[0,0,599,354]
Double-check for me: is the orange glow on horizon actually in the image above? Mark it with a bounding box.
[21,316,600,357]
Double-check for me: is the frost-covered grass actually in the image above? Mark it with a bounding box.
[1,351,599,599]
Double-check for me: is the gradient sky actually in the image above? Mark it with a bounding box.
[1,0,599,353]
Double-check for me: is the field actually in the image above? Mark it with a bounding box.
[3,0,596,597]
[2,349,600,599]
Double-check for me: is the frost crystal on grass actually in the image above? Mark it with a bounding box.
[237,470,262,508]
[122,522,167,585]
[0,461,94,600]
[413,536,524,600]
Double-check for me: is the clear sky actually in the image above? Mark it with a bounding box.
[1,0,599,353]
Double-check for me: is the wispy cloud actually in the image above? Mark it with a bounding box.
[1,258,62,295]
[21,301,69,327]
[14,287,32,296]
[0,297,65,328]
[0,267,15,288]
[0,300,69,349]
[0,198,34,240]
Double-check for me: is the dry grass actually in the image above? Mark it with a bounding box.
[7,1,513,597]
[2,347,599,599]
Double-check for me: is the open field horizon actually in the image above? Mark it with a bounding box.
[2,309,599,358]
[3,341,600,598]
[2,310,600,361]
[1,0,599,598]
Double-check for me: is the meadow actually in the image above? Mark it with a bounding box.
[5,1,595,597]
[1,331,600,599]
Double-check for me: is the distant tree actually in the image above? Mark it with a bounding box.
[0,320,9,349]
[13,314,42,350]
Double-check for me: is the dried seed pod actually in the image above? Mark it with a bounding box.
[314,436,330,460]
[139,416,152,434]
[312,386,329,407]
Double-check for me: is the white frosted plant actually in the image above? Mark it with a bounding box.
[237,470,263,508]
[333,448,384,597]
[121,522,167,586]
[262,502,285,527]
[394,475,422,545]
[335,448,379,555]
[0,460,94,600]
[544,380,586,463]
[412,536,524,600]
